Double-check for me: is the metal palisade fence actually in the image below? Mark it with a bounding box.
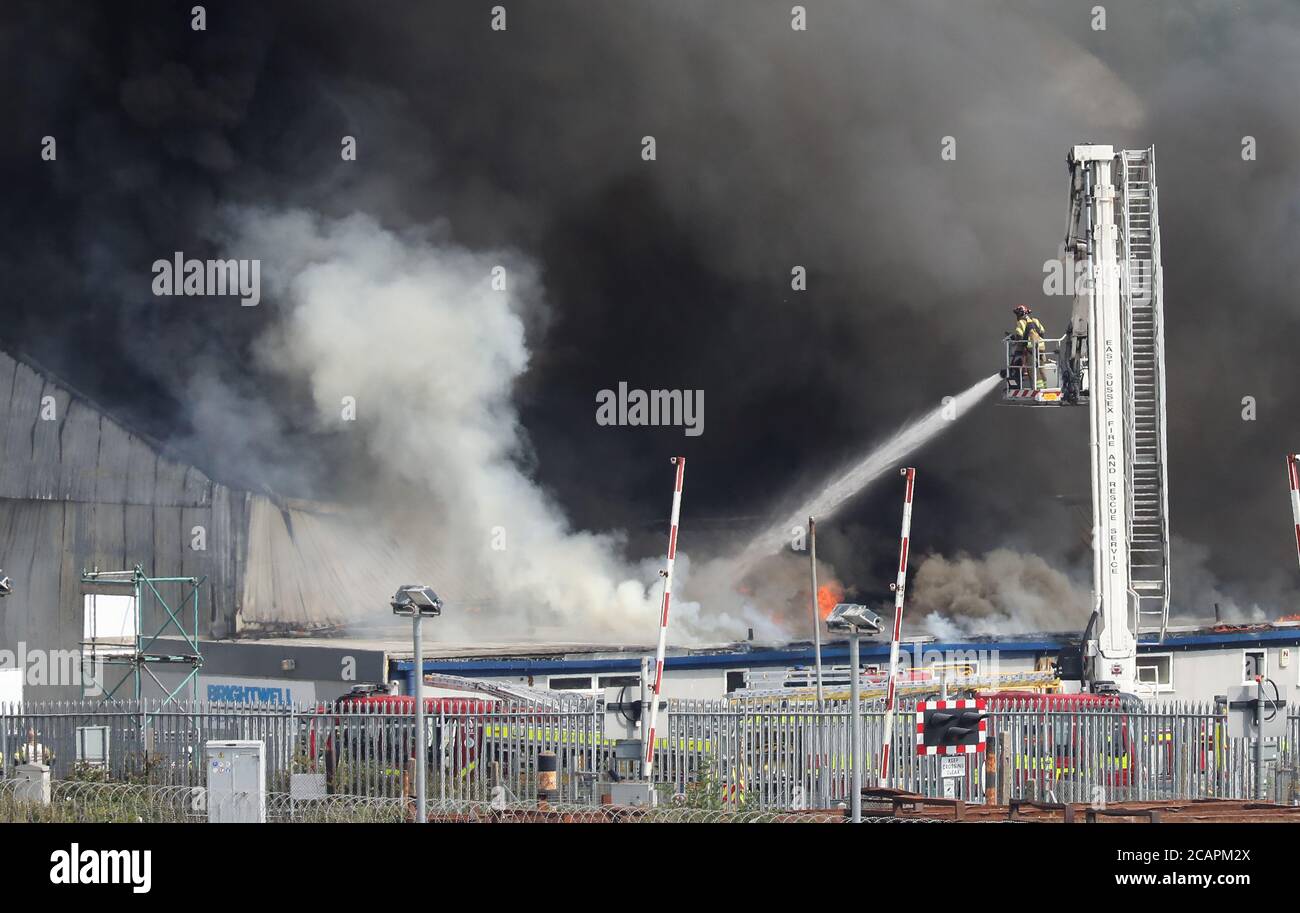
[1,698,1297,810]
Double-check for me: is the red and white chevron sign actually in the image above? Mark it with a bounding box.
[915,698,988,756]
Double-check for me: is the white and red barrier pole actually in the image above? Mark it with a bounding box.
[1288,454,1300,575]
[878,466,916,787]
[644,456,685,780]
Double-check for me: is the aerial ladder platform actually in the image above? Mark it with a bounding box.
[999,145,1172,696]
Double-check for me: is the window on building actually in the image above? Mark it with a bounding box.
[548,675,594,691]
[597,675,641,689]
[0,668,22,704]
[726,670,747,693]
[1242,650,1267,684]
[1135,653,1173,691]
[83,594,137,644]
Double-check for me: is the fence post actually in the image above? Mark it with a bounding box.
[438,704,446,803]
[849,633,861,823]
[1254,679,1266,801]
[984,734,996,805]
[996,730,1011,805]
[0,703,8,779]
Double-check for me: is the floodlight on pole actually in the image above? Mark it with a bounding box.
[824,602,881,823]
[391,584,442,617]
[392,584,443,824]
[824,603,882,636]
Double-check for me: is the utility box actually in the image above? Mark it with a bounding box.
[1222,684,1290,740]
[205,740,266,823]
[596,779,657,808]
[76,726,110,768]
[603,686,642,741]
[15,764,50,806]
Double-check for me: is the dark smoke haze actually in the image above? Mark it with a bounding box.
[2,1,1298,638]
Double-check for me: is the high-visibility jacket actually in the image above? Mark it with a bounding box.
[1014,317,1047,343]
[7,742,53,765]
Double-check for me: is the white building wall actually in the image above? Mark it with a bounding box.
[1143,645,1296,703]
[542,668,733,700]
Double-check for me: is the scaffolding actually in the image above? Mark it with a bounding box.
[81,566,205,708]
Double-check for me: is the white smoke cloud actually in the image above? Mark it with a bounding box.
[226,207,719,640]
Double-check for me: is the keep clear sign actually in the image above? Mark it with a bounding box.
[940,755,964,798]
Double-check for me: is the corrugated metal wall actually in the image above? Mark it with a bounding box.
[0,348,451,698]
[239,497,452,631]
[0,350,243,697]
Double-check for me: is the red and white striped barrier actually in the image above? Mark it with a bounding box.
[1289,454,1300,574]
[916,699,988,756]
[644,456,685,779]
[878,466,915,787]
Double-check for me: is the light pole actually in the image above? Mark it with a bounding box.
[825,602,882,823]
[808,517,824,704]
[808,518,826,805]
[391,584,443,823]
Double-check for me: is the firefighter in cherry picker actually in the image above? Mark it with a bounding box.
[1009,305,1048,390]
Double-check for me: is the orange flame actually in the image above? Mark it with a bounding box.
[817,581,844,620]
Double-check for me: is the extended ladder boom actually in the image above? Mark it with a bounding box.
[1118,149,1172,646]
[1064,145,1171,694]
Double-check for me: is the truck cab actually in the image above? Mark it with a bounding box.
[300,687,498,780]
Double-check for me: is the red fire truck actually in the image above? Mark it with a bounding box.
[301,685,498,785]
[978,690,1159,794]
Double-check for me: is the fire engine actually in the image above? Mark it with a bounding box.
[976,690,1222,799]
[300,684,496,783]
[980,691,1136,792]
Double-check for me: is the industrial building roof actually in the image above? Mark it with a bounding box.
[234,620,1300,677]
